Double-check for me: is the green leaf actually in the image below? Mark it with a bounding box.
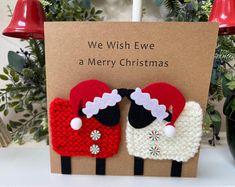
[210,113,221,122]
[19,119,27,123]
[9,101,19,107]
[227,81,235,90]
[224,72,233,81]
[206,105,215,113]
[13,74,20,82]
[8,51,26,73]
[95,10,102,14]
[164,0,180,15]
[191,0,198,11]
[17,138,24,145]
[26,103,33,111]
[33,130,40,142]
[204,112,212,126]
[23,113,31,117]
[14,106,24,113]
[222,76,232,97]
[22,68,34,79]
[38,127,48,137]
[226,98,235,118]
[3,109,9,116]
[0,104,5,112]
[3,67,9,75]
[230,99,235,112]
[90,7,95,15]
[29,127,38,134]
[33,109,38,114]
[9,120,22,128]
[10,68,16,77]
[33,119,42,126]
[0,74,9,80]
[7,124,12,132]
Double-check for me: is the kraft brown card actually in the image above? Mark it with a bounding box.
[45,22,218,177]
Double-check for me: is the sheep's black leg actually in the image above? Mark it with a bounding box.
[96,158,106,175]
[61,156,71,174]
[171,160,182,177]
[134,157,144,175]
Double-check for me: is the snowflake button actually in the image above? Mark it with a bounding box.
[90,144,100,155]
[149,146,160,157]
[90,130,101,141]
[148,130,160,142]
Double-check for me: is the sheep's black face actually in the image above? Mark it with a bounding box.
[128,101,172,129]
[79,104,120,127]
[94,105,120,126]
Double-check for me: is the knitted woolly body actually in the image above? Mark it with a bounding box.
[50,98,121,158]
[50,80,122,158]
[126,101,202,162]
[49,80,203,162]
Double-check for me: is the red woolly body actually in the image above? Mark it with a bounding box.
[50,98,121,158]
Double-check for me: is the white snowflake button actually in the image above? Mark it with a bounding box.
[149,146,160,157]
[90,130,101,141]
[148,130,160,142]
[90,144,100,155]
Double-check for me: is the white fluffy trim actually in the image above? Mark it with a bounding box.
[82,89,121,118]
[126,101,203,162]
[130,88,169,122]
[164,125,176,138]
[70,117,82,130]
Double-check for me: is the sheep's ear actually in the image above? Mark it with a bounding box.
[94,104,120,126]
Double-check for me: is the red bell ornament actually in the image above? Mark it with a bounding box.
[2,0,45,40]
[209,0,235,35]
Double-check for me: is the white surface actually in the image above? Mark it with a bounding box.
[0,135,235,187]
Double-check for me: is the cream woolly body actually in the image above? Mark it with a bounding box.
[126,101,203,162]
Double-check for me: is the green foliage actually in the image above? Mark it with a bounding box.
[163,0,235,135]
[164,0,180,16]
[1,0,103,144]
[224,97,235,119]
[0,43,47,144]
[204,105,221,134]
[166,0,212,21]
[43,0,103,21]
[8,51,26,73]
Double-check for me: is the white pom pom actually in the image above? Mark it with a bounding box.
[164,125,175,138]
[70,117,82,130]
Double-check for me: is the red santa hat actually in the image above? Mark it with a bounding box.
[69,80,122,130]
[130,82,186,138]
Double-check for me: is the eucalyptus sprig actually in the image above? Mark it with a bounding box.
[0,0,103,144]
[0,41,47,144]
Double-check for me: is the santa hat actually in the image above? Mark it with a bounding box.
[130,82,186,138]
[69,80,122,130]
